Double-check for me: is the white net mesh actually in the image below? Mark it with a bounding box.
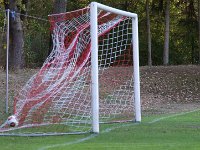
[0,6,135,136]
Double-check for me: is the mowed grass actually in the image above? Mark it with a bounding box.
[0,110,200,150]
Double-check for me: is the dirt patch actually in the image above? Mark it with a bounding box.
[140,65,200,115]
[0,65,200,116]
[0,68,39,117]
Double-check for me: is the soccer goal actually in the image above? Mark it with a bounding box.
[0,2,141,136]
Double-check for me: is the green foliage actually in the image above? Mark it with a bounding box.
[24,19,50,67]
[1,0,200,67]
[20,0,53,67]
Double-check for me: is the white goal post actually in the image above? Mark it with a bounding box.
[0,2,141,136]
[90,2,141,133]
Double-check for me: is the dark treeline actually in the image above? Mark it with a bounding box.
[0,0,199,69]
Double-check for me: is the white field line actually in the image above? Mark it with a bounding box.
[148,108,200,124]
[38,109,200,150]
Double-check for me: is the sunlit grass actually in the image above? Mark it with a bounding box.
[0,109,200,150]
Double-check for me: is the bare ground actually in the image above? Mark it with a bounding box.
[0,65,200,117]
[140,65,200,115]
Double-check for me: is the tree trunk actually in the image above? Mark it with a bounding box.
[53,0,67,14]
[163,0,170,65]
[146,0,152,66]
[198,0,200,64]
[49,0,67,55]
[8,0,24,70]
[0,21,6,68]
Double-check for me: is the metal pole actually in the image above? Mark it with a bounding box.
[90,2,99,134]
[132,16,141,122]
[6,9,10,114]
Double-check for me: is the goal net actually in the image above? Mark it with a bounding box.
[0,2,140,136]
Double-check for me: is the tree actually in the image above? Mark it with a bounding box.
[53,0,67,14]
[1,0,199,67]
[48,0,67,55]
[3,0,29,70]
[199,0,200,63]
[146,0,152,66]
[163,0,170,65]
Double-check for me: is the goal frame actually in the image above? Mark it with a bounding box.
[90,2,141,133]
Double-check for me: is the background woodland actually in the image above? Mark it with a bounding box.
[0,0,199,69]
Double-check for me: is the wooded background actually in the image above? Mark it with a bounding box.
[0,0,199,70]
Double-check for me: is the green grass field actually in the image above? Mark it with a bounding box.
[0,109,200,150]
